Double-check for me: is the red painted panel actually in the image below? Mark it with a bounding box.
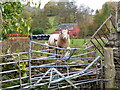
[53,24,80,38]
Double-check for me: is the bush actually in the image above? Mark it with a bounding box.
[32,28,44,35]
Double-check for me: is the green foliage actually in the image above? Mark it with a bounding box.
[31,9,52,32]
[17,62,28,77]
[93,3,110,29]
[54,1,77,24]
[1,2,30,39]
[32,28,44,34]
[44,1,59,16]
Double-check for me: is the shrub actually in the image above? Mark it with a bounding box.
[32,28,44,35]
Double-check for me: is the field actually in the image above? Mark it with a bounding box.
[70,38,88,48]
[1,38,106,54]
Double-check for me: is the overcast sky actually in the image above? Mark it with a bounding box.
[40,0,120,10]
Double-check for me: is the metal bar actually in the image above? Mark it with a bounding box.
[0,52,28,57]
[90,40,104,56]
[32,68,97,79]
[1,76,29,83]
[30,57,96,61]
[83,56,100,72]
[28,41,32,85]
[32,50,96,58]
[25,68,102,89]
[40,49,54,52]
[61,79,101,89]
[105,23,111,33]
[0,56,55,66]
[0,59,29,66]
[18,54,22,88]
[101,28,109,40]
[30,64,89,68]
[2,82,30,89]
[53,68,77,88]
[0,70,17,74]
[91,15,112,39]
[1,67,95,84]
[110,18,116,29]
[66,59,69,76]
[32,50,64,57]
[94,37,104,50]
[0,57,95,66]
[97,33,106,45]
[71,51,96,58]
[33,68,52,87]
[83,15,112,45]
[49,67,102,84]
[48,68,53,88]
[31,41,93,51]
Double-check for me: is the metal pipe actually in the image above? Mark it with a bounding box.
[97,33,105,45]
[31,41,93,51]
[94,37,104,50]
[18,54,22,88]
[90,40,104,56]
[0,69,17,74]
[105,24,110,33]
[101,28,109,40]
[71,51,96,58]
[83,56,100,72]
[30,64,89,68]
[28,41,32,85]
[0,52,28,57]
[28,68,102,88]
[0,57,95,66]
[32,50,64,57]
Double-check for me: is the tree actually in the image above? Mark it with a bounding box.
[54,0,77,25]
[76,5,93,37]
[31,9,52,33]
[44,1,59,16]
[1,2,30,39]
[93,3,110,31]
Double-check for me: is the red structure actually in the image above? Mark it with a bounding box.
[53,23,80,38]
[7,34,28,41]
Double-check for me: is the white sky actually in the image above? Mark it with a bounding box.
[39,0,120,10]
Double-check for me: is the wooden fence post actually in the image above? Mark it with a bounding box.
[0,5,2,89]
[104,47,116,88]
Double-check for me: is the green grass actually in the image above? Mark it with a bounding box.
[70,38,88,48]
[46,26,57,34]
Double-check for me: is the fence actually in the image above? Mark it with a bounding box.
[0,40,104,89]
[84,15,116,56]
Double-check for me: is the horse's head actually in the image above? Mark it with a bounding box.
[59,30,69,40]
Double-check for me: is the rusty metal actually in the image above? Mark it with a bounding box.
[101,28,109,40]
[90,40,104,56]
[94,36,104,51]
[105,23,110,33]
[97,33,106,45]
[110,18,116,30]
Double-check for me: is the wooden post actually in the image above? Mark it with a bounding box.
[104,48,116,88]
[0,5,2,89]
